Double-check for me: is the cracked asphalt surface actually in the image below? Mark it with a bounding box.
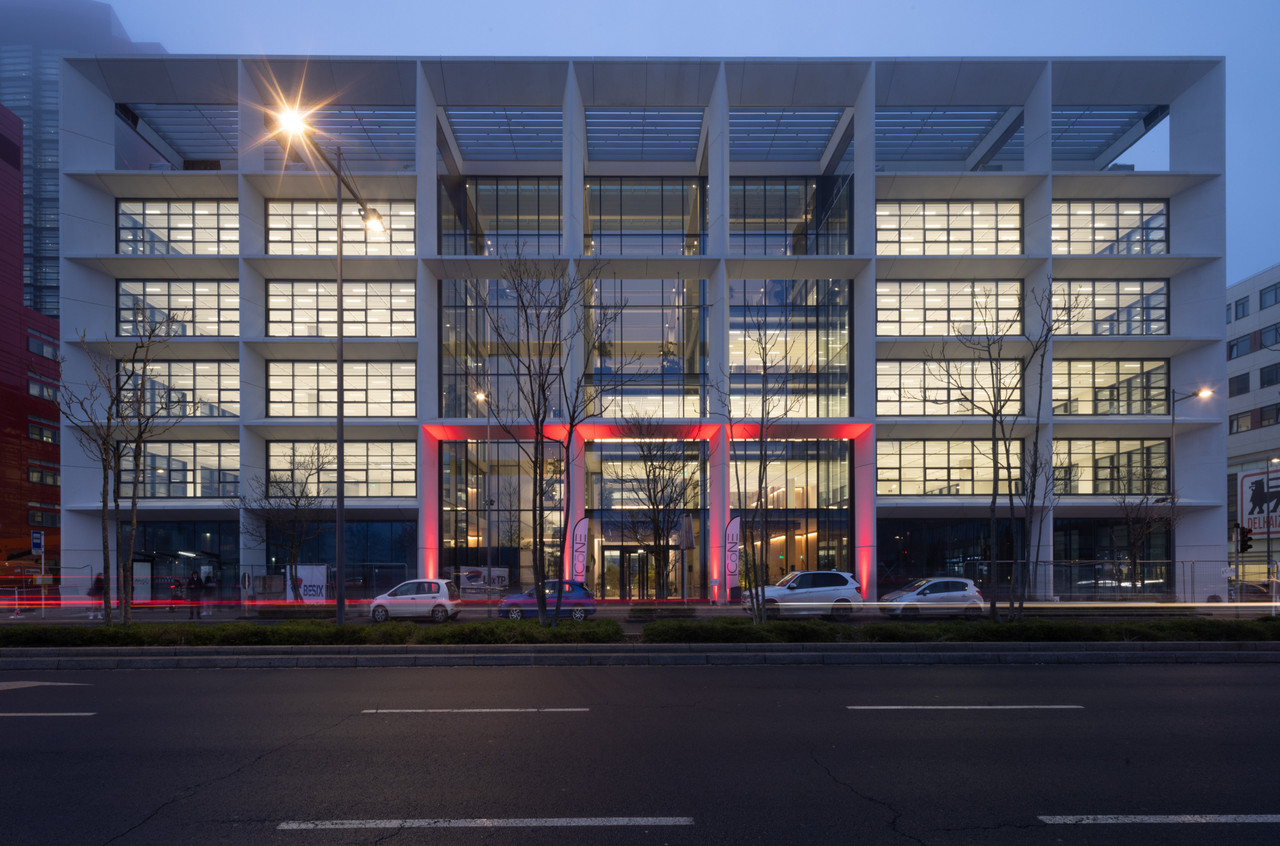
[2,664,1277,845]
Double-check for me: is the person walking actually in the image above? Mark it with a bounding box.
[87,574,104,620]
[186,570,203,620]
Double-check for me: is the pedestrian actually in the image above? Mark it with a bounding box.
[203,573,216,616]
[186,570,202,619]
[87,574,104,620]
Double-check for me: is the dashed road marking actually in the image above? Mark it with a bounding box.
[279,817,693,830]
[1041,815,1280,824]
[363,707,589,714]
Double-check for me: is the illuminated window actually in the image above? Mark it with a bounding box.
[876,360,1022,416]
[269,441,416,497]
[1051,200,1168,255]
[1052,360,1168,415]
[1052,280,1167,336]
[267,361,416,417]
[439,177,561,256]
[876,440,1020,496]
[875,201,1021,256]
[119,441,240,498]
[117,280,239,337]
[121,361,240,417]
[267,281,416,337]
[876,281,1021,337]
[117,200,239,255]
[266,200,416,256]
[1052,439,1168,495]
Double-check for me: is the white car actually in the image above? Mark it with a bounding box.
[879,577,984,618]
[369,579,460,623]
[741,570,863,621]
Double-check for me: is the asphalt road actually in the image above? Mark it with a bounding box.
[2,664,1278,845]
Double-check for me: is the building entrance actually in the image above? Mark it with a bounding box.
[599,546,674,600]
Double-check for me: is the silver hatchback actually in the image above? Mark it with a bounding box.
[370,579,460,623]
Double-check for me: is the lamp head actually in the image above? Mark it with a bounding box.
[475,391,486,402]
[1196,388,1213,399]
[360,207,385,233]
[274,107,312,140]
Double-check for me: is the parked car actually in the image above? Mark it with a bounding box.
[740,570,863,621]
[369,579,460,623]
[879,577,983,618]
[498,581,596,621]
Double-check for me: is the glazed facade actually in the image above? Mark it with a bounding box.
[59,56,1227,603]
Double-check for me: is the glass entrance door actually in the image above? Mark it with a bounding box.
[599,546,658,600]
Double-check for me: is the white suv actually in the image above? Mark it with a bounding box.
[370,579,460,623]
[741,570,863,621]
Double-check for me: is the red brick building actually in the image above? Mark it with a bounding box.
[0,103,60,590]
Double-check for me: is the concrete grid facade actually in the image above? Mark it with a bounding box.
[58,56,1228,604]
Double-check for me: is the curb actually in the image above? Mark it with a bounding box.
[3,641,1280,669]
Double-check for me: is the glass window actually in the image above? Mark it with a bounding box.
[729,176,851,256]
[1261,282,1280,311]
[438,176,562,256]
[877,360,1022,416]
[1053,280,1168,336]
[1236,297,1251,319]
[729,279,848,418]
[876,440,1020,496]
[267,361,416,417]
[1228,373,1250,398]
[27,335,57,359]
[1260,363,1280,389]
[118,441,240,498]
[876,281,1021,337]
[1230,411,1253,434]
[117,200,239,256]
[269,441,416,497]
[117,280,239,337]
[266,200,416,256]
[121,361,240,417]
[1262,404,1280,429]
[584,177,705,256]
[876,200,1022,256]
[27,466,59,486]
[1052,439,1168,495]
[267,281,416,338]
[28,422,58,444]
[1228,335,1252,360]
[1050,200,1168,256]
[1260,322,1280,348]
[1052,360,1169,415]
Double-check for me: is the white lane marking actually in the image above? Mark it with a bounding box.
[279,817,693,830]
[0,712,95,717]
[0,682,90,691]
[363,708,589,714]
[848,705,1083,710]
[1041,815,1280,824]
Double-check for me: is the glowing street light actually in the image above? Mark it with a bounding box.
[272,106,383,625]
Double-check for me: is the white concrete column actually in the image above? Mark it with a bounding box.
[416,61,439,259]
[1023,63,1053,257]
[419,427,440,579]
[563,63,586,256]
[853,425,877,601]
[708,423,731,603]
[704,63,730,256]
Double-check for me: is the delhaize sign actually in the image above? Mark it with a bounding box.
[1238,469,1280,537]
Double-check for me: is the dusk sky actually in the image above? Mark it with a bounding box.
[101,0,1279,283]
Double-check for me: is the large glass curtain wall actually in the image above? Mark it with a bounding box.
[439,177,562,256]
[729,176,852,255]
[730,440,851,586]
[440,279,567,419]
[586,440,706,600]
[592,278,707,418]
[584,177,705,256]
[440,441,565,591]
[729,279,850,418]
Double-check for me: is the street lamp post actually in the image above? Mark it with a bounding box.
[1168,386,1213,598]
[275,111,384,625]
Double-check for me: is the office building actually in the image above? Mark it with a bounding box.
[57,56,1227,603]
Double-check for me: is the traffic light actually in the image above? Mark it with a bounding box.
[1239,525,1254,554]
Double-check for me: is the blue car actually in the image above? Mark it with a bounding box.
[499,581,596,621]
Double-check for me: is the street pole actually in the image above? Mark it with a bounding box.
[335,146,347,625]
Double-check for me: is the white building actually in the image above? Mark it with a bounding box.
[58,56,1227,604]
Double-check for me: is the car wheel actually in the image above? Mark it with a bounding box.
[371,606,389,623]
[431,605,449,624]
[764,599,780,620]
[830,600,855,623]
[570,607,587,622]
[506,607,523,621]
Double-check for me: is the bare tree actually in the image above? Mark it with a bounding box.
[61,307,188,624]
[476,248,636,624]
[1112,465,1175,599]
[239,445,335,602]
[923,282,1070,620]
[608,415,698,600]
[721,285,807,624]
